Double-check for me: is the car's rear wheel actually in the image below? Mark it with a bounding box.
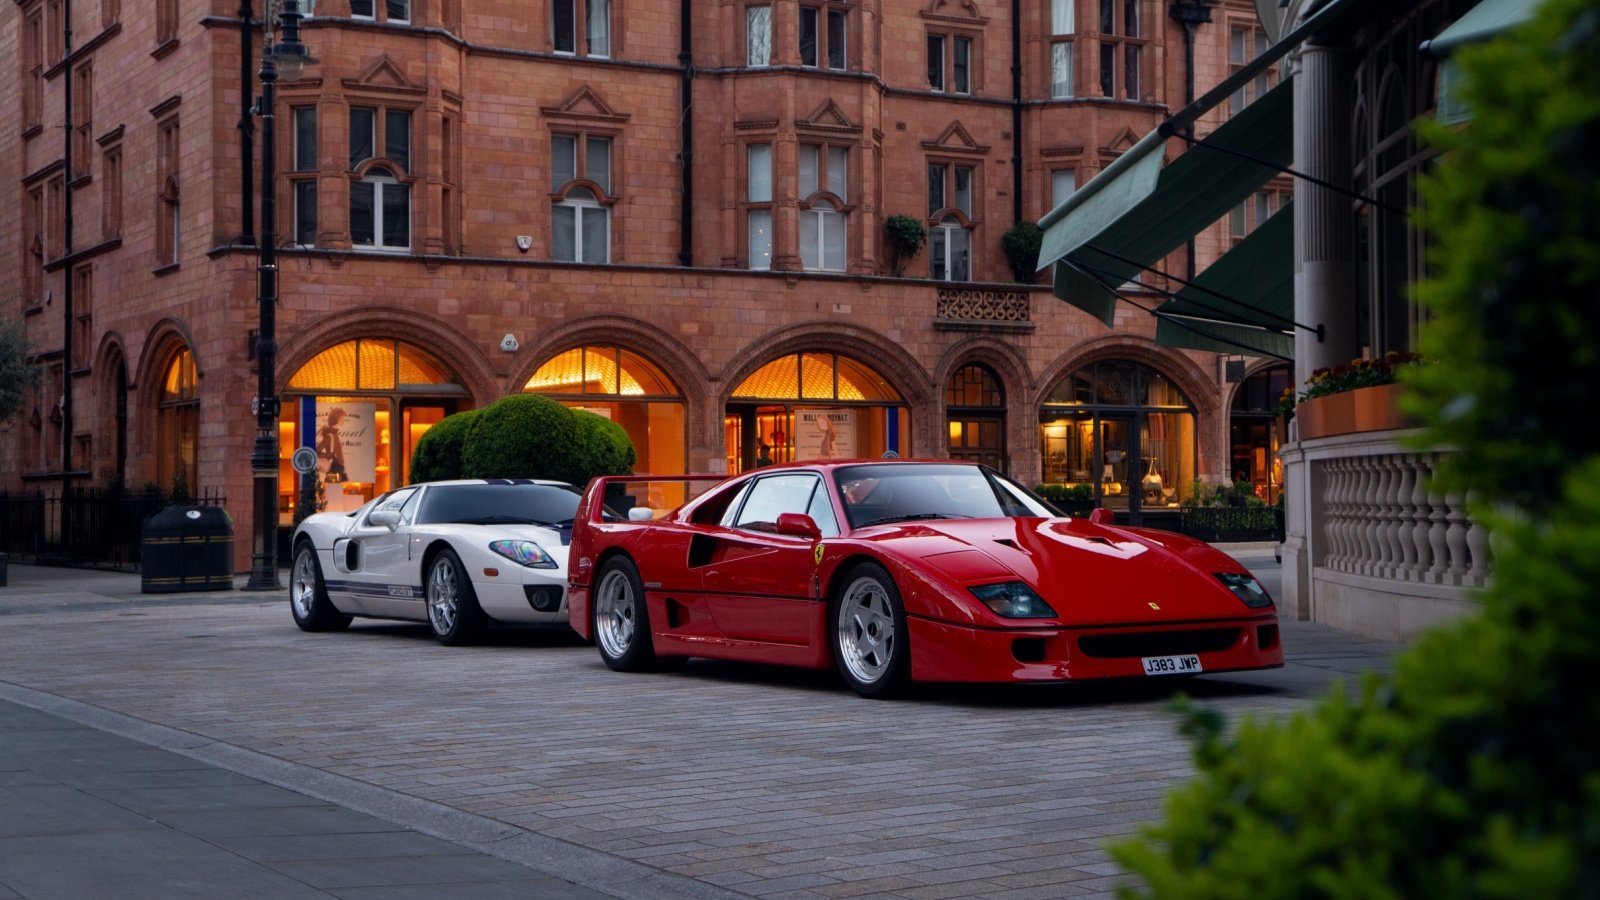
[832,562,910,698]
[426,548,484,646]
[290,542,351,632]
[593,557,665,671]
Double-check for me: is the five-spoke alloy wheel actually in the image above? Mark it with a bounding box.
[833,562,910,698]
[593,557,665,671]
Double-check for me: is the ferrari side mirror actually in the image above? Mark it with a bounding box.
[628,507,654,522]
[775,512,822,541]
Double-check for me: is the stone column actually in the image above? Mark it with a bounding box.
[1292,41,1360,377]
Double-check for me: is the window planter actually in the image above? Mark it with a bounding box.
[1295,382,1411,440]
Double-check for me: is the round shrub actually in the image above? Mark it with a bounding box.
[408,408,479,484]
[457,394,635,486]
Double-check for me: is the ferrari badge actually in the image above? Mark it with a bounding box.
[1148,602,1161,610]
[814,544,825,565]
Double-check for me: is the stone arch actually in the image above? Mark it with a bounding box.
[1224,357,1292,414]
[132,318,200,463]
[510,314,713,460]
[93,332,131,482]
[718,322,934,457]
[278,306,499,407]
[932,337,1033,470]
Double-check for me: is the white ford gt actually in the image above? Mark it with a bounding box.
[289,479,601,644]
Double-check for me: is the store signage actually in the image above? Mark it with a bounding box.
[795,409,857,461]
[291,447,318,474]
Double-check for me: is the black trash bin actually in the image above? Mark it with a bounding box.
[141,506,235,593]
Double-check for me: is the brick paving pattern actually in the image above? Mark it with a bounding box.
[0,559,1399,898]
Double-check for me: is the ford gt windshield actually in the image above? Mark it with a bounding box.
[837,464,1056,529]
[415,483,584,526]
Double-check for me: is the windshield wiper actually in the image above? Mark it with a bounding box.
[857,513,971,527]
[447,515,555,526]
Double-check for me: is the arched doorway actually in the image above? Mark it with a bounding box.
[155,347,199,497]
[1039,359,1196,523]
[523,344,687,476]
[725,351,907,473]
[280,338,469,520]
[1230,364,1290,504]
[945,363,1006,472]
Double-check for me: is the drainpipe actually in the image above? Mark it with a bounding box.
[1011,0,1023,223]
[62,0,76,538]
[239,0,255,246]
[678,0,693,266]
[1169,0,1213,278]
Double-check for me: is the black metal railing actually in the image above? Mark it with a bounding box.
[1170,507,1285,543]
[0,488,229,569]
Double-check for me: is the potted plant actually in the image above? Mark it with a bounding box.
[1292,351,1424,439]
[884,215,926,277]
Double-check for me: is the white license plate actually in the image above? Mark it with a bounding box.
[1141,654,1203,676]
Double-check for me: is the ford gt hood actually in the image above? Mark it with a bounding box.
[877,518,1260,626]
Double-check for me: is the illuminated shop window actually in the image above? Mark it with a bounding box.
[726,352,907,473]
[281,339,466,523]
[156,347,199,497]
[525,344,686,481]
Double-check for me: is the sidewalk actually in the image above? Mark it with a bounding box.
[0,697,608,900]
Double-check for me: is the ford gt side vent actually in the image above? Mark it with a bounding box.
[1077,628,1241,658]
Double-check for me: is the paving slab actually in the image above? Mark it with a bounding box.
[0,557,1402,897]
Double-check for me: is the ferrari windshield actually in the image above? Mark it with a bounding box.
[836,464,1057,528]
[414,483,584,526]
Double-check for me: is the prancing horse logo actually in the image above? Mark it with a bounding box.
[1147,602,1161,610]
[814,544,825,565]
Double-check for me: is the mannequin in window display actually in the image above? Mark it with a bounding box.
[1142,458,1166,505]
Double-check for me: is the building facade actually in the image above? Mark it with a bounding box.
[2,0,1276,570]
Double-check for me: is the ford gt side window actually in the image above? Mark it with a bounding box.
[734,475,824,534]
[363,487,417,527]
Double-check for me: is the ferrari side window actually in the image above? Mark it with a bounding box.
[806,482,841,537]
[715,481,755,528]
[735,475,819,533]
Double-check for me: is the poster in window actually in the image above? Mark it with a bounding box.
[795,408,856,460]
[315,401,376,486]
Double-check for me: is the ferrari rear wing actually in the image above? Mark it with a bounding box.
[580,474,730,523]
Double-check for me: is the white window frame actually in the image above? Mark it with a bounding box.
[351,171,410,252]
[553,190,611,264]
[930,217,971,282]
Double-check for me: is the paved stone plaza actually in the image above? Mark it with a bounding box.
[0,554,1400,898]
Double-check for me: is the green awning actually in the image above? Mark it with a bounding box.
[1155,202,1294,359]
[1037,0,1359,326]
[1425,0,1540,124]
[1424,0,1538,56]
[1038,78,1292,326]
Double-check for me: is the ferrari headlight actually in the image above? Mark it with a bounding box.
[1216,572,1273,608]
[970,582,1057,618]
[489,540,557,569]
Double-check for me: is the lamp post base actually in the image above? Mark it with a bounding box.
[245,432,282,591]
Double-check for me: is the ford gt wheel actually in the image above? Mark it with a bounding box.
[833,562,910,698]
[593,557,663,671]
[426,548,484,646]
[290,542,351,632]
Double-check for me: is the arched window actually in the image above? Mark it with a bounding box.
[930,215,970,281]
[156,348,199,497]
[524,344,686,476]
[282,339,467,518]
[1229,365,1290,504]
[1039,359,1196,517]
[551,133,614,263]
[798,143,849,271]
[726,351,906,472]
[945,363,1006,472]
[351,166,410,250]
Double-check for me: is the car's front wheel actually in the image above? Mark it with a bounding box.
[290,542,351,632]
[592,557,664,671]
[832,562,910,698]
[426,548,485,646]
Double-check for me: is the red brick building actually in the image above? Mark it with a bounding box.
[2,0,1286,568]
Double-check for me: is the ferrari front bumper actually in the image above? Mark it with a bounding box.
[907,614,1284,683]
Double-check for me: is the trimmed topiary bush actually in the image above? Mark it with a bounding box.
[453,394,635,487]
[408,408,480,484]
[1001,220,1043,283]
[1113,0,1600,895]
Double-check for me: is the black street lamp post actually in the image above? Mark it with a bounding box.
[245,2,315,591]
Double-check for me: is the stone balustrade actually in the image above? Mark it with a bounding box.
[933,287,1033,330]
[1317,451,1489,588]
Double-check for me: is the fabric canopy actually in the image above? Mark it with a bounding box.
[1038,78,1292,326]
[1425,0,1539,124]
[1154,202,1295,359]
[1037,0,1359,327]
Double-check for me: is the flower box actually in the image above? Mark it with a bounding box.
[1296,382,1412,440]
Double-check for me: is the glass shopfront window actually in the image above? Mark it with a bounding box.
[1230,365,1290,504]
[726,352,907,474]
[1039,360,1196,517]
[156,347,199,497]
[280,339,467,523]
[524,344,687,483]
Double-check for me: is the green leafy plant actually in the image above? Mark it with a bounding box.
[0,316,39,423]
[408,408,480,484]
[1001,221,1044,283]
[1299,351,1424,402]
[1114,0,1600,894]
[453,395,635,486]
[884,214,927,277]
